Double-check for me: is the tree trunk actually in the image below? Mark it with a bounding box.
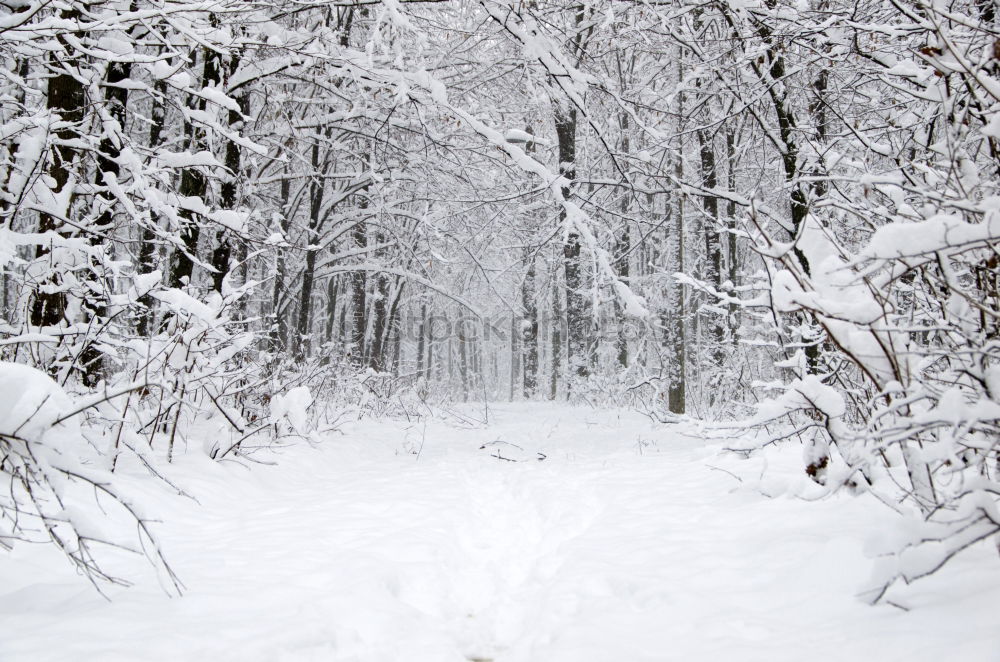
[169,46,221,289]
[521,250,538,397]
[416,302,426,377]
[0,56,28,321]
[614,116,632,369]
[458,318,469,401]
[556,106,589,383]
[367,268,390,371]
[211,52,248,295]
[550,256,562,400]
[350,221,367,366]
[666,60,686,414]
[698,126,725,373]
[755,11,819,372]
[294,134,327,361]
[324,275,339,348]
[296,248,317,361]
[725,127,740,344]
[269,173,292,353]
[427,306,435,381]
[509,313,519,401]
[32,6,87,329]
[79,47,134,385]
[337,290,349,354]
[383,279,405,373]
[136,74,167,338]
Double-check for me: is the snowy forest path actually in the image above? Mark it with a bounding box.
[2,403,997,662]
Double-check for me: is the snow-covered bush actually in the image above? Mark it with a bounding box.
[0,362,180,592]
[721,0,1000,600]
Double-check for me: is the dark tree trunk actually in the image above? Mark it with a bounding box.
[78,49,134,385]
[426,306,435,380]
[337,290,349,353]
[755,16,810,276]
[550,258,562,400]
[471,325,482,397]
[509,314,519,400]
[556,106,589,383]
[390,323,401,376]
[382,279,404,373]
[666,63,686,414]
[170,172,204,288]
[296,252,317,360]
[754,11,821,372]
[269,174,292,353]
[295,135,326,361]
[136,75,168,338]
[416,303,427,377]
[614,118,631,369]
[212,52,247,295]
[521,251,538,397]
[698,128,725,372]
[210,234,232,294]
[725,127,740,344]
[0,55,29,218]
[324,275,339,347]
[521,129,540,397]
[94,62,130,233]
[32,6,86,329]
[458,319,469,401]
[350,221,367,366]
[368,270,389,371]
[447,315,454,386]
[170,46,221,289]
[0,45,28,343]
[614,222,630,369]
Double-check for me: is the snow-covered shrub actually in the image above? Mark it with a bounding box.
[130,286,271,461]
[721,0,1000,601]
[352,370,431,419]
[0,362,180,592]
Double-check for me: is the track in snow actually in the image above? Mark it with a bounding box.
[2,403,997,661]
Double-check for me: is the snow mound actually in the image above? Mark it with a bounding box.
[0,361,78,442]
[270,386,314,435]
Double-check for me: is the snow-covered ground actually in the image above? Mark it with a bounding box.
[3,403,998,661]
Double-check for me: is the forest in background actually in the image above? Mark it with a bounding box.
[1,0,999,602]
